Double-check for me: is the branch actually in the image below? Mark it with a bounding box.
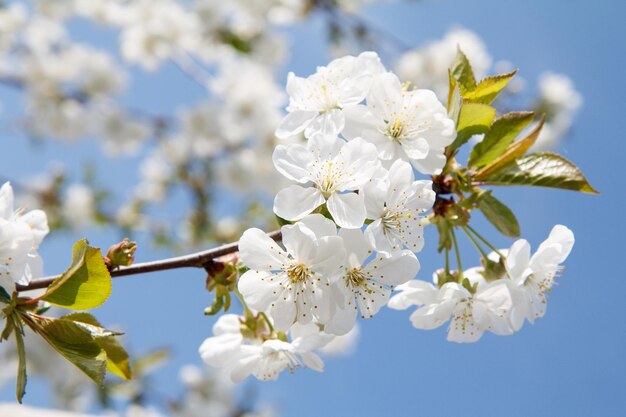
[16,230,282,292]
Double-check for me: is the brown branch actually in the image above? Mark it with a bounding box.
[16,230,282,292]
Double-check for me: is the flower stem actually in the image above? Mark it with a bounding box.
[465,225,505,259]
[450,227,463,281]
[461,226,489,260]
[260,312,275,333]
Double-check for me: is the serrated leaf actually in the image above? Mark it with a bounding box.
[479,152,599,193]
[25,314,108,385]
[463,70,518,104]
[469,111,535,167]
[450,48,476,93]
[63,313,132,380]
[475,117,544,180]
[450,102,496,150]
[477,192,521,237]
[40,239,112,310]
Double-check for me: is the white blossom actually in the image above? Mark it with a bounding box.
[388,273,514,343]
[363,159,435,254]
[273,134,380,228]
[275,51,385,139]
[325,228,420,335]
[504,225,574,330]
[395,28,492,101]
[199,314,331,382]
[534,72,583,149]
[343,72,456,174]
[238,215,346,330]
[61,184,96,230]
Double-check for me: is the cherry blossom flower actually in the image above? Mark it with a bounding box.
[363,159,435,254]
[325,228,420,335]
[199,314,331,382]
[273,134,379,228]
[504,225,574,330]
[388,272,514,343]
[275,52,385,139]
[237,215,345,330]
[343,72,456,174]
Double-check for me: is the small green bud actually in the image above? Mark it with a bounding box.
[105,238,137,268]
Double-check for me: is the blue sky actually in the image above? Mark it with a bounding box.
[1,0,624,416]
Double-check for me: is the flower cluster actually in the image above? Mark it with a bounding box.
[388,225,574,343]
[200,51,453,380]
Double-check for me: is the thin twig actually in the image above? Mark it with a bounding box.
[16,230,282,292]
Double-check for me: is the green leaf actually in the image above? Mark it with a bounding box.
[469,111,535,167]
[40,239,112,310]
[26,314,109,385]
[477,192,521,237]
[475,117,544,180]
[463,70,518,104]
[133,349,170,375]
[450,48,476,93]
[12,316,26,403]
[63,313,132,380]
[450,102,496,150]
[479,152,599,193]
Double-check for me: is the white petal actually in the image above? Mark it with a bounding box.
[300,352,324,372]
[305,109,345,137]
[326,192,366,229]
[238,228,289,270]
[271,292,297,331]
[506,239,531,285]
[272,143,311,183]
[199,333,244,367]
[275,110,317,139]
[238,270,283,311]
[339,228,372,266]
[387,280,438,310]
[366,250,420,287]
[297,213,338,238]
[363,220,392,255]
[281,222,317,265]
[0,182,14,220]
[274,185,324,221]
[325,302,358,336]
[310,236,346,279]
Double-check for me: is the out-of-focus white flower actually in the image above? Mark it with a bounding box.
[120,0,200,70]
[61,184,96,230]
[211,57,285,142]
[534,72,583,149]
[0,4,26,52]
[95,105,150,156]
[395,28,492,101]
